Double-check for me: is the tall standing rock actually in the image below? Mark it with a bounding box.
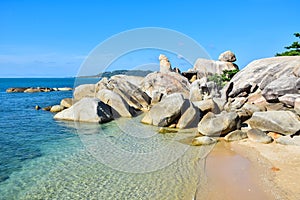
[159,54,172,73]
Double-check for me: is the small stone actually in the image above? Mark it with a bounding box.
[35,105,41,110]
[42,106,52,111]
[192,136,217,146]
[158,127,178,134]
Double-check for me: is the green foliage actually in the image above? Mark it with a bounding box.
[208,69,239,88]
[276,33,300,56]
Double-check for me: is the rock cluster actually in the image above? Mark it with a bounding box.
[52,53,300,146]
[6,87,72,93]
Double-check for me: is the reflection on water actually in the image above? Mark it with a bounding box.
[0,116,214,200]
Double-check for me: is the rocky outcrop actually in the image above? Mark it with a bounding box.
[226,56,300,99]
[218,50,236,62]
[6,87,72,93]
[159,54,172,73]
[198,111,240,136]
[193,58,238,79]
[96,89,132,117]
[141,93,186,127]
[54,98,113,123]
[247,111,300,135]
[140,72,190,99]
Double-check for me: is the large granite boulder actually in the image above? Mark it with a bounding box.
[96,89,132,117]
[60,98,74,108]
[193,58,238,78]
[176,101,201,129]
[73,84,96,101]
[140,72,190,99]
[141,93,186,127]
[226,56,300,99]
[247,111,300,135]
[198,111,240,136]
[54,98,113,123]
[106,76,151,111]
[262,76,299,102]
[218,50,236,62]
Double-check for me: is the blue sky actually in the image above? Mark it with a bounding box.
[0,0,299,77]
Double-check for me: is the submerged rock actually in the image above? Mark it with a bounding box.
[192,136,217,146]
[60,98,73,108]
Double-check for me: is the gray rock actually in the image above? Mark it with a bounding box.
[107,77,150,111]
[141,93,185,127]
[218,50,236,62]
[262,76,298,102]
[224,130,248,142]
[247,111,300,135]
[73,84,96,101]
[247,128,273,144]
[278,94,300,107]
[50,105,65,113]
[60,98,73,108]
[96,89,132,117]
[198,111,240,136]
[276,135,300,146]
[192,136,217,146]
[295,98,300,115]
[193,99,220,114]
[193,58,239,78]
[176,101,201,129]
[228,56,300,98]
[54,98,113,123]
[224,97,247,111]
[140,72,190,99]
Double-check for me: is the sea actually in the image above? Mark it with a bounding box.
[0,78,213,200]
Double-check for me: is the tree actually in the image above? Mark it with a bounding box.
[276,33,300,56]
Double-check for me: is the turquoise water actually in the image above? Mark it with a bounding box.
[0,78,212,200]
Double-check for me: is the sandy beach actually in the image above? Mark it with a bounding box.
[199,140,300,200]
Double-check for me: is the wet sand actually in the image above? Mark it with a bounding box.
[196,141,277,200]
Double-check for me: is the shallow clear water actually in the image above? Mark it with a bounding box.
[0,78,212,200]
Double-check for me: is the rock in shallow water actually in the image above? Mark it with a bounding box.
[54,97,113,123]
[276,135,300,146]
[192,136,217,146]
